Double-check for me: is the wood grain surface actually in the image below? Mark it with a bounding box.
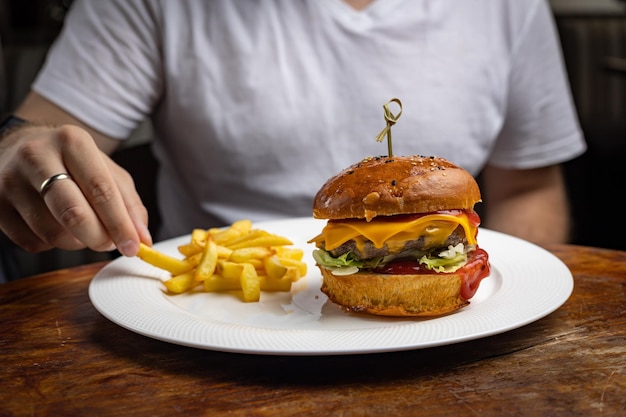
[1,245,625,417]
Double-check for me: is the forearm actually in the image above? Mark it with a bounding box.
[480,165,571,246]
[14,91,120,154]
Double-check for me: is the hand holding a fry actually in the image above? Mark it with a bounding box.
[136,220,307,302]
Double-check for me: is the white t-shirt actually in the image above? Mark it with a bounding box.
[33,0,586,240]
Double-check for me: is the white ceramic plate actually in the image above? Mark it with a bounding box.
[89,217,573,356]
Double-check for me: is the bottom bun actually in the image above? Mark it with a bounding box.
[319,267,469,317]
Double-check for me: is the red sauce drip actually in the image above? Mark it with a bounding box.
[459,249,490,299]
[374,248,490,300]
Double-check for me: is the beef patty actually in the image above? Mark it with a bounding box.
[326,226,467,260]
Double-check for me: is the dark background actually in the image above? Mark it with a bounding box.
[1,0,625,279]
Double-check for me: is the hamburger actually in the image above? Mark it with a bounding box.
[308,155,490,317]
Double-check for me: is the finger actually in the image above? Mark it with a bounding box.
[69,157,144,256]
[107,159,153,246]
[0,206,54,253]
[4,212,88,252]
[40,174,117,252]
[0,166,86,252]
[55,127,142,256]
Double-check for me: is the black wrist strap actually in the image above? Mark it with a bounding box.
[0,115,28,139]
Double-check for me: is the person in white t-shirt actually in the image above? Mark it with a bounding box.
[0,0,586,260]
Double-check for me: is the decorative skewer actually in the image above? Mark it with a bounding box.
[374,98,403,157]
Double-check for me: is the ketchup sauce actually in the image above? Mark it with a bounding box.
[374,248,490,300]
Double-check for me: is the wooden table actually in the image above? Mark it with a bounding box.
[1,244,625,417]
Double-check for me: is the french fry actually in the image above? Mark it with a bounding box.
[194,236,219,281]
[277,257,308,278]
[283,267,302,282]
[177,240,204,257]
[191,228,208,244]
[211,219,252,245]
[275,247,304,260]
[229,247,274,263]
[136,219,306,301]
[163,271,199,294]
[227,235,293,250]
[137,243,193,275]
[263,254,288,279]
[216,245,234,259]
[231,218,253,231]
[246,259,265,270]
[220,229,268,248]
[240,263,260,302]
[203,273,241,292]
[259,274,293,292]
[218,261,244,279]
[184,252,203,268]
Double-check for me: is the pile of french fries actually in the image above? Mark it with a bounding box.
[136,219,307,302]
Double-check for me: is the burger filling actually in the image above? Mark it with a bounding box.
[309,210,482,276]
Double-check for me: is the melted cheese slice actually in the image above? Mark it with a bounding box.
[311,213,477,252]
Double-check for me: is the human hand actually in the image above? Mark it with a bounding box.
[0,124,151,256]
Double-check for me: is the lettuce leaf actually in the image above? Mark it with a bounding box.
[313,244,471,275]
[419,250,467,273]
[312,249,364,269]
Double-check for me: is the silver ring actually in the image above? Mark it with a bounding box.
[39,173,73,196]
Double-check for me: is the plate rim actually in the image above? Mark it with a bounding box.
[88,217,573,356]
